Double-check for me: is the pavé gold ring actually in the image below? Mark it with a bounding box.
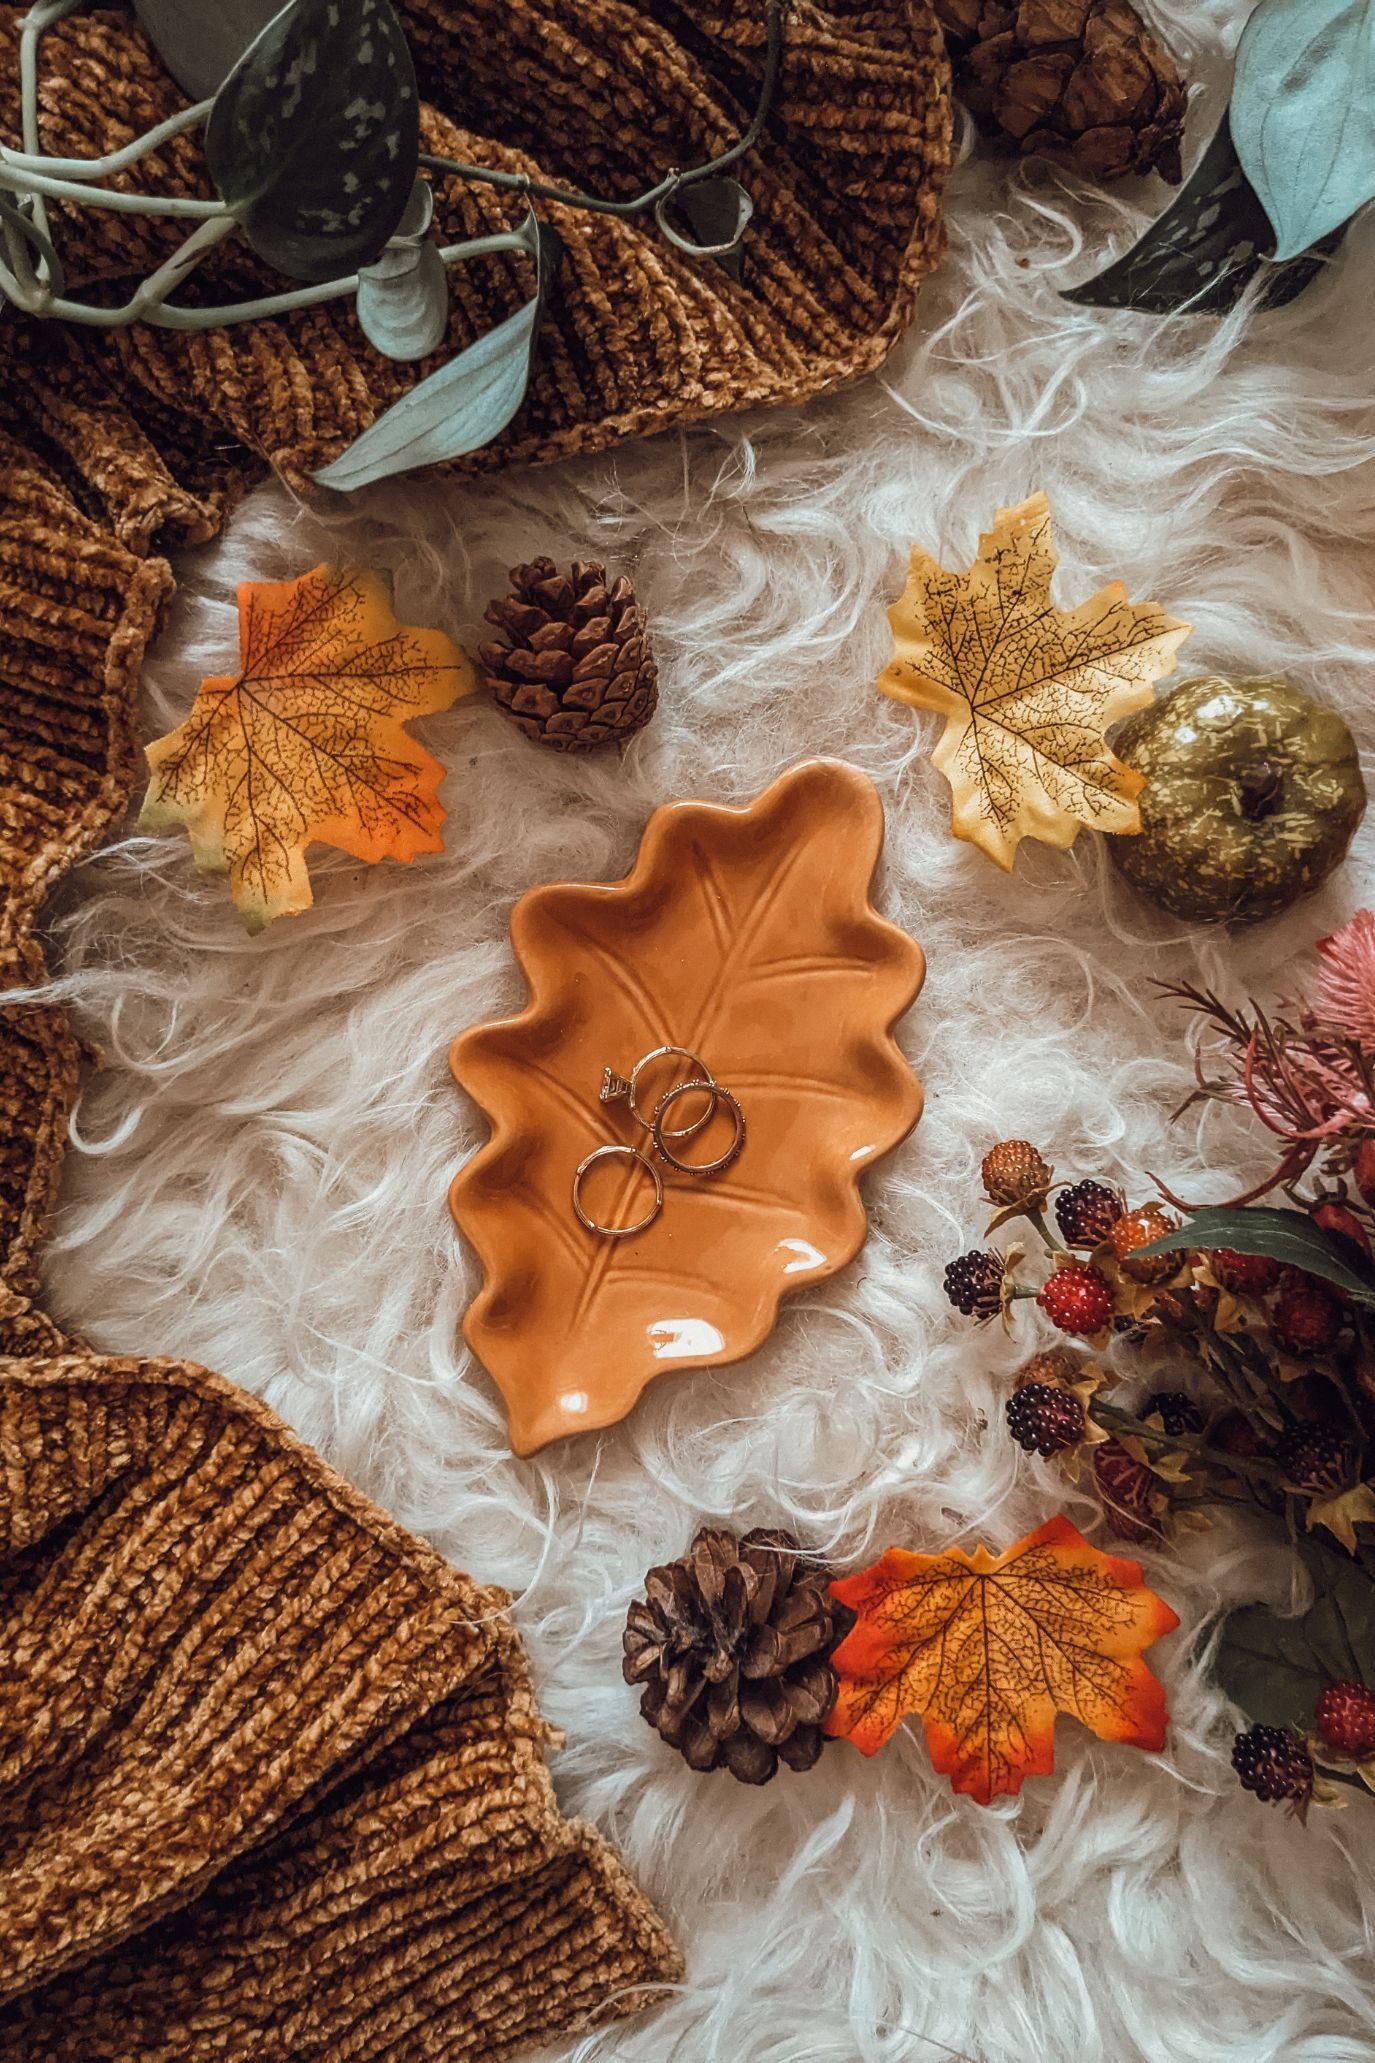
[572,1142,664,1238]
[600,1044,716,1139]
[650,1080,746,1177]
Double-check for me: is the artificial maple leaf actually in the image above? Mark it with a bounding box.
[877,492,1191,869]
[825,1514,1179,1803]
[140,564,477,932]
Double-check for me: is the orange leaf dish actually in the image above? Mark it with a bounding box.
[449,760,925,1455]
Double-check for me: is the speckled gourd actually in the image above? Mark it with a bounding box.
[1110,674,1366,925]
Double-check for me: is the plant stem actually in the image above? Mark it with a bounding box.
[1092,1402,1287,1489]
[419,0,787,220]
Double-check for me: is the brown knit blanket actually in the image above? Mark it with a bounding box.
[0,5,948,2049]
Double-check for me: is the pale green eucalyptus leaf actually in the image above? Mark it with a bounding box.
[205,0,418,285]
[1232,0,1375,262]
[314,212,560,490]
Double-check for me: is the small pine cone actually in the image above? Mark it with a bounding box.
[944,1249,1006,1320]
[981,1139,1052,1209]
[1231,1725,1314,1808]
[479,558,658,752]
[1093,1437,1158,1544]
[935,0,1187,185]
[1271,1269,1344,1356]
[1315,1680,1375,1760]
[623,1528,853,1784]
[1210,1247,1283,1297]
[1143,1389,1204,1437]
[1276,1420,1353,1498]
[1006,1381,1085,1457]
[1110,1205,1178,1285]
[1038,1262,1113,1337]
[1055,1179,1123,1248]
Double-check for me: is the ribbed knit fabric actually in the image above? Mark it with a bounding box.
[0,3,951,489]
[0,1357,682,2057]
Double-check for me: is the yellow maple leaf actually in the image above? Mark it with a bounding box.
[825,1515,1179,1803]
[140,564,477,932]
[877,492,1191,869]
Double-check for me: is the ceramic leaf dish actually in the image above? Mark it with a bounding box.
[449,759,925,1454]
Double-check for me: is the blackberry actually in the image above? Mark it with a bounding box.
[1276,1420,1353,1498]
[1231,1725,1313,1807]
[1143,1390,1204,1437]
[981,1139,1052,1209]
[943,1250,1005,1320]
[1006,1382,1085,1458]
[1054,1180,1123,1249]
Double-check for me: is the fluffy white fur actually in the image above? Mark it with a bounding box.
[23,3,1375,2053]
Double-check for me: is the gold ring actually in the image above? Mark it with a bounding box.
[600,1044,716,1139]
[572,1143,664,1238]
[651,1080,746,1177]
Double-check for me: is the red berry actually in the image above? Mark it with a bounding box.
[1093,1438,1157,1545]
[1210,1247,1282,1296]
[1355,1139,1375,1209]
[1110,1205,1179,1285]
[1037,1262,1114,1337]
[1312,1202,1371,1257]
[1054,1180,1123,1248]
[981,1139,1052,1209]
[1315,1680,1375,1760]
[1231,1725,1313,1806]
[1006,1382,1085,1458]
[1013,1348,1083,1390]
[1210,1408,1267,1461]
[1271,1268,1344,1355]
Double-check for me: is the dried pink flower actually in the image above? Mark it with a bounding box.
[1313,911,1375,1050]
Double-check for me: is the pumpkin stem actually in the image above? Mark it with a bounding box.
[1239,763,1284,821]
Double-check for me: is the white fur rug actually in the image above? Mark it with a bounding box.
[28,3,1375,2054]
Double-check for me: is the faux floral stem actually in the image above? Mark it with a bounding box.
[1092,1402,1287,1489]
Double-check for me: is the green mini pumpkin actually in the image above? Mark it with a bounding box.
[1110,673,1366,925]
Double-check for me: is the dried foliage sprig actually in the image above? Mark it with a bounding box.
[941,914,1375,1819]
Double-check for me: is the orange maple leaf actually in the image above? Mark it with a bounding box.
[140,564,477,932]
[825,1515,1179,1803]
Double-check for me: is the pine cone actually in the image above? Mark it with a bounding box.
[936,0,1186,185]
[479,558,658,752]
[623,1527,854,1784]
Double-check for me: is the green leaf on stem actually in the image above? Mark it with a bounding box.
[1062,116,1341,316]
[1214,1539,1375,1731]
[205,0,418,284]
[314,211,560,490]
[1140,1206,1375,1307]
[1231,0,1375,263]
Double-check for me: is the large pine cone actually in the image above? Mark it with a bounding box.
[623,1527,854,1785]
[478,559,659,753]
[937,0,1186,185]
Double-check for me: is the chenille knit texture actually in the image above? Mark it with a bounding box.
[0,7,949,2050]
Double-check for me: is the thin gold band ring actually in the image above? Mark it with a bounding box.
[572,1142,664,1238]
